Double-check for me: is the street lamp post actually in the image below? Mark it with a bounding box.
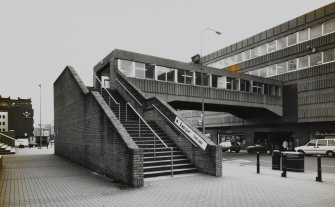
[197,28,222,134]
[38,84,42,149]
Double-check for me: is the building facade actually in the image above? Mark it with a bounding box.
[182,2,335,149]
[0,96,34,138]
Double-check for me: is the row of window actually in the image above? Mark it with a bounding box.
[0,122,6,125]
[0,128,6,132]
[246,48,335,77]
[207,18,335,69]
[118,59,281,96]
[0,115,6,119]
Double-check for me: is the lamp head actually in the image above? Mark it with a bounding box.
[191,54,201,64]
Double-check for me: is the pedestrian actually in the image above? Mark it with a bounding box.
[282,140,288,151]
[288,140,293,151]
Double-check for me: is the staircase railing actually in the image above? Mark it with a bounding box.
[94,75,121,120]
[115,77,174,176]
[0,133,15,148]
[125,102,173,176]
[152,104,197,147]
[116,78,143,106]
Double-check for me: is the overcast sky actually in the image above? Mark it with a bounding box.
[0,0,333,127]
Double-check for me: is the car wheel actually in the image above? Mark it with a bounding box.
[298,150,305,154]
[235,150,240,153]
[326,151,334,157]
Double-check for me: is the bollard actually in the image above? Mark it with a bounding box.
[316,155,322,182]
[257,152,260,174]
[281,153,287,177]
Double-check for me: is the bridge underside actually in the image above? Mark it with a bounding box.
[168,101,281,120]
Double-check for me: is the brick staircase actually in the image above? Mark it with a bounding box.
[0,142,15,155]
[101,89,197,178]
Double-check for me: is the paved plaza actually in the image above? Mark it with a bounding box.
[1,147,335,207]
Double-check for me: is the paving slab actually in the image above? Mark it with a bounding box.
[0,147,335,207]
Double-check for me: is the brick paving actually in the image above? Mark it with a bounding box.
[1,147,335,207]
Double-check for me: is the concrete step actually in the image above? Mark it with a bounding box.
[144,155,187,161]
[143,150,183,157]
[144,159,189,167]
[144,168,198,178]
[144,163,195,172]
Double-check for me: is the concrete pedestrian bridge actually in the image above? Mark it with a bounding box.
[95,49,283,119]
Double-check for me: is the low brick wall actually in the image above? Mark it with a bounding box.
[54,66,143,187]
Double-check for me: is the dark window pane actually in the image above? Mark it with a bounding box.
[145,64,155,79]
[195,72,201,85]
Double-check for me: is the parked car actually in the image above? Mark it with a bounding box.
[220,141,240,153]
[246,144,268,154]
[295,139,335,157]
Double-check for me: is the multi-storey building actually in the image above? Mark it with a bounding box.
[180,2,335,149]
[0,96,34,138]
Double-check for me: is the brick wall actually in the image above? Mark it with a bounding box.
[0,155,2,171]
[54,66,143,187]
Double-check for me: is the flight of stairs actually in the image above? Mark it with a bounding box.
[100,89,197,178]
[0,142,15,155]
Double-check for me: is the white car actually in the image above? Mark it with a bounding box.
[295,139,335,157]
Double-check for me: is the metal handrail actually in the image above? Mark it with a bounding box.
[94,75,121,120]
[0,133,16,148]
[0,133,16,141]
[152,104,198,147]
[116,78,143,106]
[115,75,173,176]
[126,102,174,176]
[126,103,168,148]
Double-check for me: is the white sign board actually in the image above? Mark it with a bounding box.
[174,117,207,150]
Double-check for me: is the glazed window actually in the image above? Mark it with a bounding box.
[195,72,209,86]
[288,59,297,71]
[310,24,322,39]
[324,19,335,35]
[328,140,335,146]
[156,66,175,82]
[317,140,327,146]
[287,33,297,46]
[277,37,287,50]
[298,56,309,69]
[242,50,251,61]
[145,64,155,79]
[277,62,287,75]
[267,65,277,77]
[323,49,335,63]
[240,79,250,92]
[177,69,192,84]
[259,68,267,77]
[298,28,309,43]
[134,62,146,79]
[310,52,322,66]
[236,53,243,63]
[252,82,262,94]
[267,40,276,53]
[258,44,267,56]
[118,59,134,77]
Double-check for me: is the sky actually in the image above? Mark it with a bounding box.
[0,0,334,127]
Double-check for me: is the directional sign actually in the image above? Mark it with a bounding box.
[174,117,207,150]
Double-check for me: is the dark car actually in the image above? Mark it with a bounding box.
[246,144,269,154]
[220,141,240,153]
